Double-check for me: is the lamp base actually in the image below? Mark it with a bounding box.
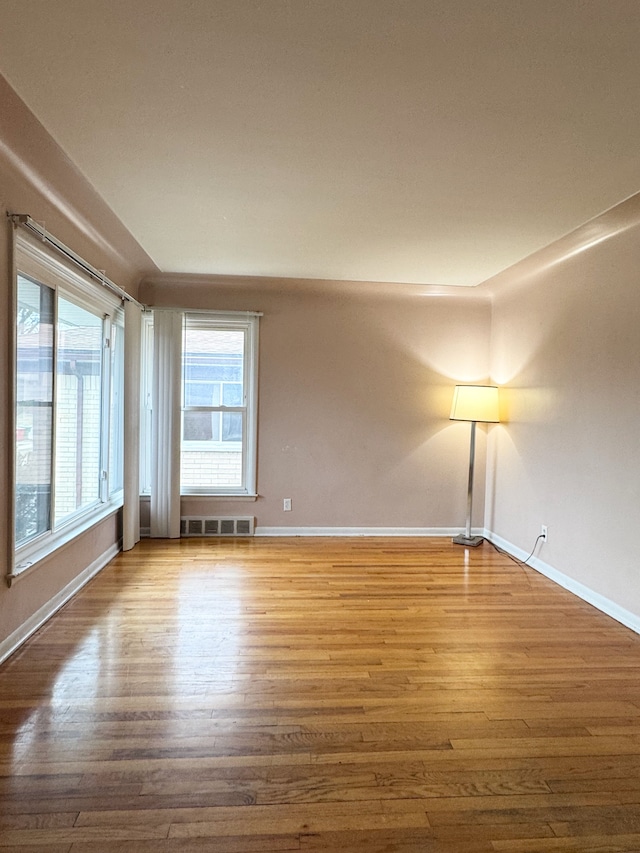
[452,534,484,547]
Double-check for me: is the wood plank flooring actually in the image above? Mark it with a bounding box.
[1,537,640,852]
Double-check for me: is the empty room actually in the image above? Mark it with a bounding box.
[1,2,640,851]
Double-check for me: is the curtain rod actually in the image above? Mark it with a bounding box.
[8,212,144,308]
[149,307,263,317]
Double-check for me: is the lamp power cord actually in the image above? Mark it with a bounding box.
[485,533,545,569]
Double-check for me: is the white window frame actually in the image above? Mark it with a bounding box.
[180,313,259,497]
[11,231,124,580]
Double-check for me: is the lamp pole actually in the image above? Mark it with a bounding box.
[450,384,499,548]
[453,419,484,547]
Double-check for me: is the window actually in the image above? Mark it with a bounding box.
[54,296,103,523]
[139,311,259,502]
[13,232,124,572]
[181,315,259,495]
[15,277,54,545]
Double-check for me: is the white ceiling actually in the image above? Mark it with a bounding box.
[1,0,639,286]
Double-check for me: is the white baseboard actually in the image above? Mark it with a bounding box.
[0,542,121,665]
[255,526,480,537]
[486,530,640,636]
[143,524,473,539]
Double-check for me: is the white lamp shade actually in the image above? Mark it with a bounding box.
[450,385,500,423]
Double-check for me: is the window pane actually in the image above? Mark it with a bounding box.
[185,380,220,407]
[182,326,245,491]
[109,322,124,495]
[222,382,243,407]
[183,328,244,391]
[181,426,244,490]
[183,411,220,441]
[54,298,103,523]
[15,276,54,546]
[222,411,242,441]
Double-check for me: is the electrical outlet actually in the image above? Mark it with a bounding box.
[541,525,548,541]
[283,498,292,511]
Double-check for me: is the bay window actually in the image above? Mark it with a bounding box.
[13,230,124,575]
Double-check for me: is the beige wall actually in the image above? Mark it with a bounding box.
[141,277,493,530]
[0,78,154,647]
[485,195,640,618]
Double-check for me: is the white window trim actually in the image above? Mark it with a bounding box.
[10,230,124,583]
[180,313,259,497]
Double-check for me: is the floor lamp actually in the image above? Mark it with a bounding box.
[450,384,500,547]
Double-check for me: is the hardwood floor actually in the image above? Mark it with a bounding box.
[2,537,640,852]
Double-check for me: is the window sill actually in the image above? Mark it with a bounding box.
[8,498,123,586]
[182,493,258,501]
[140,494,258,502]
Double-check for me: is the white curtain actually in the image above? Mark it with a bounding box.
[150,310,182,538]
[122,300,142,550]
